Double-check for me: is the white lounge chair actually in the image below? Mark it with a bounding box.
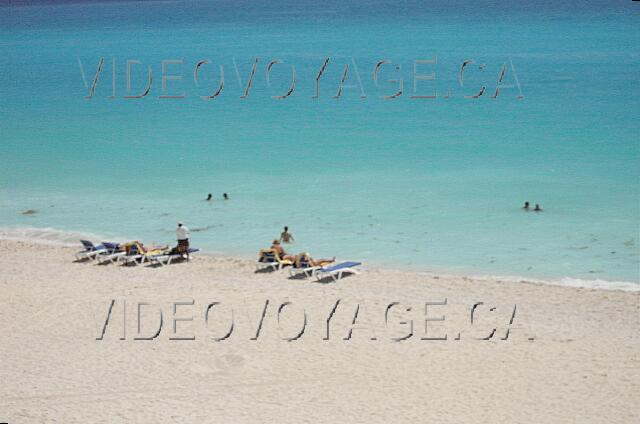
[94,242,121,262]
[75,240,103,260]
[315,261,362,282]
[75,240,118,260]
[119,245,169,266]
[256,249,293,271]
[97,247,127,264]
[288,254,321,277]
[148,248,199,266]
[119,254,144,265]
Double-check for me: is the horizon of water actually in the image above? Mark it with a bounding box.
[1,0,639,287]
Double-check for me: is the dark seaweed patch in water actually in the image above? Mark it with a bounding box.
[21,209,37,215]
[192,225,216,233]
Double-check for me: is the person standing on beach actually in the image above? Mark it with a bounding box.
[280,226,294,243]
[176,222,190,254]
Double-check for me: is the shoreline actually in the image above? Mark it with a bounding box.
[1,225,638,292]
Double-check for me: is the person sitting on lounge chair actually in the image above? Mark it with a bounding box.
[271,240,295,261]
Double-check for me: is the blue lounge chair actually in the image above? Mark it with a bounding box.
[315,261,362,282]
[148,248,200,266]
[100,241,120,254]
[96,242,127,264]
[75,240,106,260]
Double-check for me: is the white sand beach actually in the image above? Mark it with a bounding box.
[0,239,638,423]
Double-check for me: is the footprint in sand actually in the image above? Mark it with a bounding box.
[214,354,245,373]
[190,354,245,375]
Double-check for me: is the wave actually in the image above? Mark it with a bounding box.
[556,277,639,292]
[462,273,640,293]
[0,226,104,247]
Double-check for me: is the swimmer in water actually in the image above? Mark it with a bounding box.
[280,226,294,243]
[523,201,530,210]
[223,193,229,200]
[206,193,212,201]
[534,204,543,212]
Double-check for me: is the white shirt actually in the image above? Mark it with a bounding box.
[176,225,190,240]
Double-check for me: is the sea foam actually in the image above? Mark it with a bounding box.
[0,227,104,247]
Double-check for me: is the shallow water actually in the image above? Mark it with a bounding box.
[1,0,639,284]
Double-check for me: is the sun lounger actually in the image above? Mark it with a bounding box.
[93,242,120,261]
[120,246,170,266]
[96,242,128,264]
[120,253,144,265]
[75,240,119,260]
[289,254,321,277]
[75,240,105,260]
[256,249,293,271]
[118,244,143,265]
[120,251,148,266]
[97,250,126,264]
[148,248,200,266]
[315,261,362,281]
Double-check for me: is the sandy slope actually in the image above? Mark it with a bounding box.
[0,240,638,423]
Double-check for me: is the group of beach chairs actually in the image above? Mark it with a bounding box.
[75,240,360,280]
[256,249,362,282]
[74,240,199,267]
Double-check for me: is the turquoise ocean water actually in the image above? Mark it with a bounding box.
[1,0,639,287]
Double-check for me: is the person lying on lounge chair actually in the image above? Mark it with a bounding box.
[294,253,335,268]
[121,241,168,255]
